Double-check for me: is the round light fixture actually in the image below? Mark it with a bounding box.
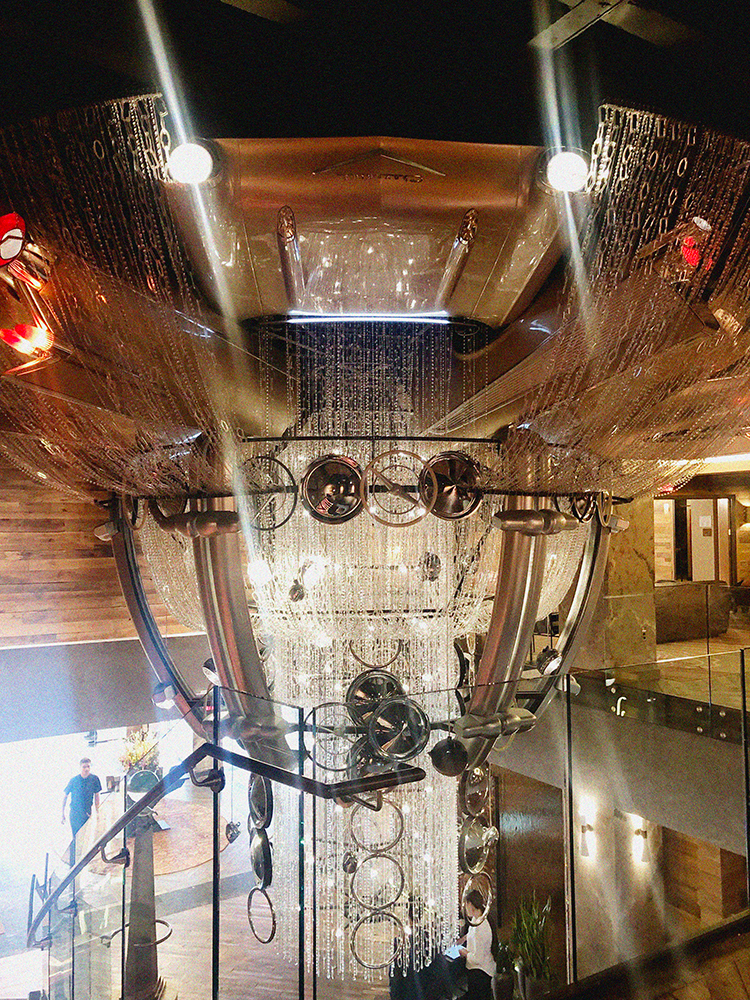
[166,141,216,185]
[0,212,26,264]
[545,150,589,193]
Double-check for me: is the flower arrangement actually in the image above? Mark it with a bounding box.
[119,729,159,773]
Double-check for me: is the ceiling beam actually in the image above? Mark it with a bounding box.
[529,0,699,50]
[217,0,306,24]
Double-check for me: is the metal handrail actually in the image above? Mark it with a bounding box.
[525,516,609,717]
[28,740,425,948]
[109,497,206,738]
[28,744,206,949]
[546,910,750,1000]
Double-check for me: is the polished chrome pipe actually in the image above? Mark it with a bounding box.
[435,209,477,309]
[459,496,549,769]
[0,242,55,292]
[493,507,578,535]
[192,497,271,724]
[277,205,306,308]
[149,500,240,538]
[109,499,206,738]
[529,516,614,718]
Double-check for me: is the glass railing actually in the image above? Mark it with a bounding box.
[27,714,198,1000]
[588,582,750,713]
[214,688,305,1000]
[490,647,750,997]
[568,648,750,986]
[18,654,750,1000]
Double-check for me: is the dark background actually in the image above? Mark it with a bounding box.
[1,1,750,146]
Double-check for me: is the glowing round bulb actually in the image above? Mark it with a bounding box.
[247,559,273,587]
[167,142,215,185]
[302,555,326,586]
[546,151,589,193]
[313,631,332,649]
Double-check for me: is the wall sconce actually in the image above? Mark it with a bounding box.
[0,322,71,377]
[578,794,597,858]
[633,826,649,863]
[580,822,594,858]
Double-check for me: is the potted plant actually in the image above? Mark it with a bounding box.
[493,941,514,1000]
[510,895,552,1000]
[119,728,160,776]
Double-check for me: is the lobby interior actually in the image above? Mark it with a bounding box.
[3,2,750,999]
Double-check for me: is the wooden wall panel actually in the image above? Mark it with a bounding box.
[0,459,193,646]
[662,827,748,929]
[493,765,567,982]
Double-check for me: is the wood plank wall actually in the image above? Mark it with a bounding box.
[0,458,192,646]
[662,827,748,932]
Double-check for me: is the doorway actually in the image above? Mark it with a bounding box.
[654,497,734,583]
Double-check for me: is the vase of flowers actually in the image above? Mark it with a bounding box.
[119,728,160,775]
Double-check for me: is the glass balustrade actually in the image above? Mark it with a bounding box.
[15,649,750,1000]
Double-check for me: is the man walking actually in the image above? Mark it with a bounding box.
[62,757,102,864]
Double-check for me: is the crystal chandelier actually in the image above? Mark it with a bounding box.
[136,310,589,978]
[4,95,750,985]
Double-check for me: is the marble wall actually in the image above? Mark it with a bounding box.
[573,790,668,978]
[575,497,657,674]
[493,699,748,981]
[736,502,750,584]
[654,498,675,582]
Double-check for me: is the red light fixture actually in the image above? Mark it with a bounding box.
[680,235,702,268]
[0,323,53,356]
[0,213,26,267]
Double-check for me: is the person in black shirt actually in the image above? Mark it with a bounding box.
[62,757,102,843]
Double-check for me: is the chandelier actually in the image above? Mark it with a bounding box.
[3,95,750,984]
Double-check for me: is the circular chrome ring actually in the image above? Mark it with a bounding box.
[248,775,273,830]
[250,828,273,889]
[346,670,405,726]
[360,449,437,527]
[459,765,489,818]
[350,911,405,970]
[569,495,596,522]
[108,917,173,947]
[247,886,277,944]
[122,495,145,530]
[350,853,405,911]
[368,696,431,762]
[301,455,363,524]
[152,496,188,519]
[305,702,361,773]
[348,638,404,669]
[596,490,613,527]
[350,800,404,853]
[419,451,482,521]
[461,872,493,925]
[458,816,496,874]
[239,455,298,531]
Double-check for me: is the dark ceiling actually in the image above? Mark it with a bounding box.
[1,1,749,147]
